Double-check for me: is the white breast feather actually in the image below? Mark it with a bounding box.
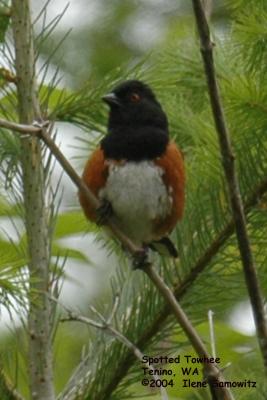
[99,161,172,243]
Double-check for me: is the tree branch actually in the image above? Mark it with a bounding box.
[6,121,265,400]
[0,1,264,399]
[144,265,234,400]
[40,119,234,398]
[0,117,234,398]
[208,310,216,359]
[37,123,234,399]
[11,1,55,399]
[38,123,141,255]
[4,86,267,398]
[192,0,267,371]
[0,118,42,134]
[0,369,25,400]
[56,297,169,400]
[87,174,267,400]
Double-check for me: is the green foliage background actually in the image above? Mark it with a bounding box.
[0,0,267,399]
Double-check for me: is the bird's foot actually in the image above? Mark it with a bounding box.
[132,247,151,270]
[96,199,113,225]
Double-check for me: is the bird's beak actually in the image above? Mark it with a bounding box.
[102,92,121,107]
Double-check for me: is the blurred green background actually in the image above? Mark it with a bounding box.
[33,0,227,86]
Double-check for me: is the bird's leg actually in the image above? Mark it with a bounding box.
[96,199,113,225]
[132,246,151,270]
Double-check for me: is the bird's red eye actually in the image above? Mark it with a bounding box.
[130,93,141,103]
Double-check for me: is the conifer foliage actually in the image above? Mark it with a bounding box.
[0,1,267,400]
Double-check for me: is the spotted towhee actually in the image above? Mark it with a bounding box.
[79,80,185,259]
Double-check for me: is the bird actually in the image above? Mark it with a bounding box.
[79,80,185,264]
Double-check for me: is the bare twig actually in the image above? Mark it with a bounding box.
[0,1,264,400]
[65,175,267,399]
[39,122,234,398]
[192,0,267,372]
[0,370,25,400]
[56,297,168,400]
[145,264,234,400]
[1,111,235,399]
[0,114,141,252]
[0,118,42,134]
[208,310,216,359]
[0,114,234,398]
[107,294,120,325]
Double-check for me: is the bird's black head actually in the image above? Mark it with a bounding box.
[101,80,169,161]
[102,80,168,131]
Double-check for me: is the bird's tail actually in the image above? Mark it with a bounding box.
[148,237,178,258]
